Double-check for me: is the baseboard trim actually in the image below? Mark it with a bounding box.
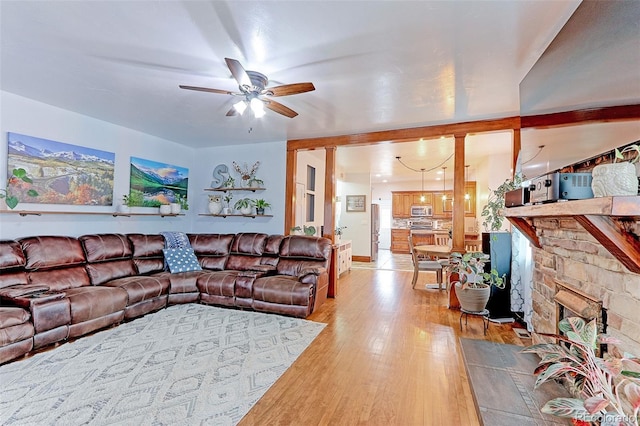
[352,255,370,262]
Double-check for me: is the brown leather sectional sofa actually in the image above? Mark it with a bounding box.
[0,232,332,365]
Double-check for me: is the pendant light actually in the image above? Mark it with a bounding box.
[420,168,426,202]
[441,166,447,201]
[464,165,470,200]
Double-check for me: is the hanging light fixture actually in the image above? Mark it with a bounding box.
[441,166,447,201]
[464,165,470,200]
[420,168,426,202]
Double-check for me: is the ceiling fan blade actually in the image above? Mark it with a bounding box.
[225,57,251,88]
[179,85,234,95]
[226,107,239,116]
[264,100,298,118]
[264,82,315,97]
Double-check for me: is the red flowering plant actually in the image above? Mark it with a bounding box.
[522,317,640,425]
[1,168,38,209]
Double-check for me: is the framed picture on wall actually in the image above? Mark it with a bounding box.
[346,195,366,212]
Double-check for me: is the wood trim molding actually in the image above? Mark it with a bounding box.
[521,104,640,129]
[284,149,296,234]
[352,255,370,262]
[287,116,521,150]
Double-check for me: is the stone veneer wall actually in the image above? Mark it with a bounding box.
[531,217,640,356]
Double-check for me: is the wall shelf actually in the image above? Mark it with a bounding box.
[199,213,273,219]
[504,196,640,273]
[0,210,184,218]
[204,187,265,193]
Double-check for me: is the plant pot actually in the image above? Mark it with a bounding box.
[256,207,265,215]
[455,282,491,313]
[591,162,639,197]
[170,203,181,214]
[250,180,261,188]
[159,204,172,215]
[208,201,223,215]
[239,206,253,215]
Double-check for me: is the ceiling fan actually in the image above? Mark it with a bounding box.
[179,58,315,118]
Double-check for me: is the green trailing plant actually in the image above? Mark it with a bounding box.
[303,225,316,236]
[449,251,505,289]
[222,176,235,188]
[481,175,522,232]
[122,194,132,207]
[290,226,302,234]
[335,225,347,236]
[1,168,38,209]
[522,317,640,425]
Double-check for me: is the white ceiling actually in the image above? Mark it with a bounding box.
[1,1,638,185]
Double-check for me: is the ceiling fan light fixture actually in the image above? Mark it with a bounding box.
[233,100,247,114]
[250,97,265,117]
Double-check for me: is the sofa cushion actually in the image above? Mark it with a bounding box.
[0,240,26,271]
[29,266,90,291]
[163,248,202,273]
[128,234,165,275]
[102,275,170,305]
[86,259,137,285]
[80,234,132,262]
[0,307,31,328]
[253,275,312,307]
[64,286,128,324]
[196,271,237,298]
[230,233,267,255]
[20,236,85,270]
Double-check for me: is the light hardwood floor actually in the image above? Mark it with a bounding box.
[239,266,528,426]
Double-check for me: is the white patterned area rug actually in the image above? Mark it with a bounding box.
[0,304,326,425]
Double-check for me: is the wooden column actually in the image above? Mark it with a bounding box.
[452,134,466,253]
[284,148,297,234]
[324,147,339,298]
[512,128,521,176]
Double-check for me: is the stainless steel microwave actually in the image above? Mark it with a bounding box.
[410,205,433,217]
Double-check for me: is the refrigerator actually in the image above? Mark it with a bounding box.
[371,204,380,262]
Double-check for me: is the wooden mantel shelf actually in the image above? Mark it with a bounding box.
[504,196,640,273]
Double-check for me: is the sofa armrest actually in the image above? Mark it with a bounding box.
[0,284,50,299]
[1,287,65,309]
[298,267,326,279]
[243,264,277,275]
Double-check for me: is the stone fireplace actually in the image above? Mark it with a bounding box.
[529,216,640,356]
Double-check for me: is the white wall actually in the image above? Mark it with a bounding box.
[338,172,371,258]
[476,151,513,232]
[0,91,286,239]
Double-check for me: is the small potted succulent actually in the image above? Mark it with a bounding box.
[247,177,264,189]
[254,198,271,215]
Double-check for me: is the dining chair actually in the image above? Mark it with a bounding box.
[465,239,483,252]
[408,234,443,289]
[434,234,450,247]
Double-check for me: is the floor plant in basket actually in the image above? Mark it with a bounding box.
[449,251,505,313]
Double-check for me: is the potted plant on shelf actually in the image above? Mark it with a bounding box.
[118,194,132,213]
[449,251,505,313]
[303,225,316,236]
[591,143,640,197]
[222,193,233,214]
[254,198,271,215]
[232,161,260,187]
[0,168,38,210]
[222,176,235,189]
[234,197,253,215]
[247,177,264,189]
[290,226,302,235]
[335,225,347,242]
[522,317,640,425]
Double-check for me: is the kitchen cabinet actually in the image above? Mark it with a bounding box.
[392,184,475,219]
[431,182,476,218]
[391,229,410,253]
[337,240,352,276]
[391,193,413,218]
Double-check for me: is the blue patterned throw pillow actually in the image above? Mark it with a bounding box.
[163,248,202,273]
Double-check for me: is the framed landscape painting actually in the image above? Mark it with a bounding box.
[7,132,115,206]
[129,157,188,207]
